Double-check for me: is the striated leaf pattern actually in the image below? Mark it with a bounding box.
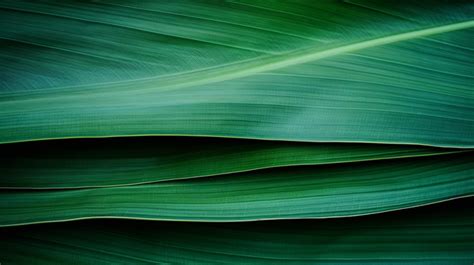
[0,1,472,264]
[0,1,473,146]
[1,199,473,264]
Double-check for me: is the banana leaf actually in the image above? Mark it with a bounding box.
[0,152,471,226]
[0,137,464,188]
[0,1,473,146]
[1,198,472,264]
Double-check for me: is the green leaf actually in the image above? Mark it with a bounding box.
[0,1,473,146]
[1,198,472,264]
[0,137,463,188]
[0,152,471,226]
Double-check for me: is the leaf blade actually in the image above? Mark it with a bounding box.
[0,152,472,226]
[1,198,472,264]
[1,138,464,188]
[0,1,473,146]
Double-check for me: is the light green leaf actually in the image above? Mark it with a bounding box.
[0,1,473,146]
[0,153,471,226]
[1,137,464,188]
[1,198,472,264]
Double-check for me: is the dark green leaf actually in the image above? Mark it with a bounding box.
[0,137,463,188]
[0,153,471,226]
[1,198,472,264]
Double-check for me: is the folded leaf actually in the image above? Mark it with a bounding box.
[0,1,473,146]
[0,152,471,226]
[1,137,463,189]
[1,198,472,264]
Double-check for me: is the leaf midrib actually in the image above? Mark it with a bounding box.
[158,20,474,91]
[1,20,473,100]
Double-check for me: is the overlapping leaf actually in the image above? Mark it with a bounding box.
[1,198,472,264]
[0,137,463,188]
[0,153,471,226]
